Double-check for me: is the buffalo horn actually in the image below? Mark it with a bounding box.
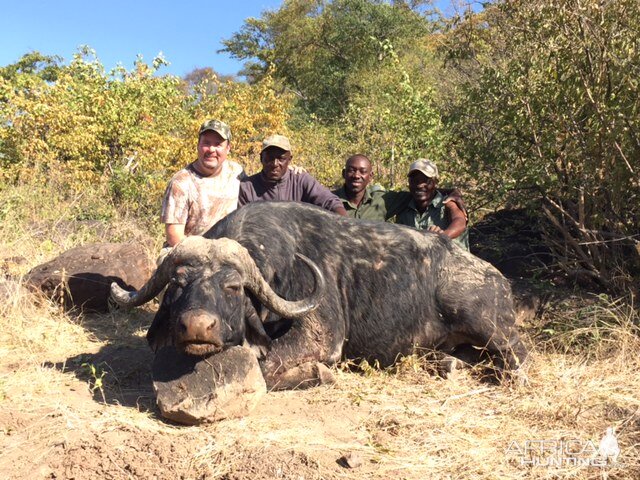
[215,239,325,319]
[109,237,206,308]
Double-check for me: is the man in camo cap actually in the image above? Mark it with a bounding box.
[395,159,469,250]
[333,154,467,224]
[160,119,244,249]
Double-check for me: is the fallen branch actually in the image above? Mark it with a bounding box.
[440,387,493,407]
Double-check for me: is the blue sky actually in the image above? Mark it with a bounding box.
[0,1,466,78]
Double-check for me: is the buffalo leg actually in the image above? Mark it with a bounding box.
[260,312,341,390]
[262,361,335,390]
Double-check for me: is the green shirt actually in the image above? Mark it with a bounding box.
[333,186,411,221]
[394,191,470,251]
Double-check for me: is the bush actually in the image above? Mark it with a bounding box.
[442,0,640,292]
[0,49,294,215]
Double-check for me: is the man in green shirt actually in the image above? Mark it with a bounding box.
[333,154,466,225]
[395,159,469,250]
[332,154,411,220]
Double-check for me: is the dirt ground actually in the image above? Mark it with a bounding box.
[1,293,639,480]
[0,305,445,480]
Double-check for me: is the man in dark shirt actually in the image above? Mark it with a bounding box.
[238,134,347,216]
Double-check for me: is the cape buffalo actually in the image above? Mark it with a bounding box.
[111,202,527,389]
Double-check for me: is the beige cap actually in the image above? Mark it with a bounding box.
[408,159,438,179]
[261,134,292,153]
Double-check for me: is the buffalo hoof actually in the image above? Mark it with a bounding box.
[316,362,336,385]
[437,354,468,380]
[152,345,266,424]
[266,362,335,391]
[502,358,530,387]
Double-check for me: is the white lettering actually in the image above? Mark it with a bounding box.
[506,438,623,469]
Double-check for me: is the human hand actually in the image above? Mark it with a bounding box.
[428,225,444,234]
[288,164,307,175]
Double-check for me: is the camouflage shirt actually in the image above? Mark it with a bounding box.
[161,160,244,236]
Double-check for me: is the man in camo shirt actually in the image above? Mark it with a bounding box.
[160,119,243,250]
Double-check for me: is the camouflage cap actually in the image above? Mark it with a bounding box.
[261,134,291,153]
[408,159,439,179]
[198,119,232,141]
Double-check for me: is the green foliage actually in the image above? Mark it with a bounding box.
[442,0,640,291]
[289,120,348,187]
[222,0,432,119]
[0,51,62,83]
[343,38,446,187]
[1,1,638,292]
[0,48,293,213]
[82,362,107,403]
[538,293,640,358]
[223,1,447,187]
[0,47,189,197]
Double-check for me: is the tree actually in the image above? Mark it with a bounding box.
[0,47,293,215]
[344,39,446,187]
[222,0,432,119]
[0,51,62,83]
[182,67,237,97]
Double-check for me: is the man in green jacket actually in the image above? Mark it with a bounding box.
[395,159,469,250]
[333,154,466,226]
[332,154,411,220]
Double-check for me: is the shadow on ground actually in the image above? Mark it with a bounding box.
[45,307,159,412]
[470,207,553,279]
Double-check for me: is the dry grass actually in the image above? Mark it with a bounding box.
[0,186,638,479]
[1,278,637,479]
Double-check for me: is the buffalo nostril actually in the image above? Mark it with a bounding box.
[207,318,217,331]
[179,320,188,333]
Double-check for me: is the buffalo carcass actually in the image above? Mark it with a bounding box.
[111,201,527,390]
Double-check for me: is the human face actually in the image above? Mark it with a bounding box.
[408,171,437,211]
[261,147,291,182]
[343,156,373,195]
[195,130,230,176]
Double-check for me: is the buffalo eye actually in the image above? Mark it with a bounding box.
[223,283,242,295]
